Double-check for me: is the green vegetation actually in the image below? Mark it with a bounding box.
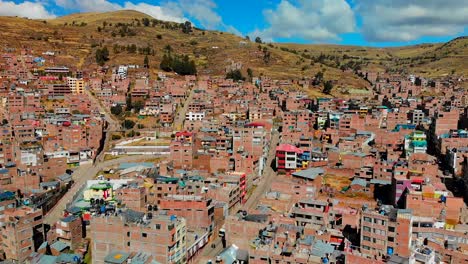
[122,119,136,129]
[144,55,149,68]
[111,134,122,140]
[110,105,123,116]
[160,53,197,75]
[323,80,334,94]
[226,69,245,81]
[181,21,192,34]
[95,47,109,66]
[247,68,254,80]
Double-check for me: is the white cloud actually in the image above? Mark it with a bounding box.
[54,0,185,22]
[357,0,468,42]
[124,2,185,23]
[174,0,221,29]
[0,0,56,19]
[251,0,356,42]
[53,0,240,34]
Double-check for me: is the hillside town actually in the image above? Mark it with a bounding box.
[0,45,467,264]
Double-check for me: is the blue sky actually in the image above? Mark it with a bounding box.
[0,0,467,47]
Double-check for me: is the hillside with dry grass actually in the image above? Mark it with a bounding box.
[0,10,466,96]
[278,36,468,78]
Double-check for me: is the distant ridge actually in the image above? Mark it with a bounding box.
[0,10,465,92]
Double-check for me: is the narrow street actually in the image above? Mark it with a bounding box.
[243,131,280,210]
[84,88,121,162]
[173,87,195,131]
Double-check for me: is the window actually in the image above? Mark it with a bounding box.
[127,232,130,237]
[388,236,394,242]
[142,233,147,238]
[388,226,395,232]
[127,242,130,247]
[374,229,386,236]
[364,217,372,223]
[363,226,371,232]
[363,236,371,241]
[374,218,386,225]
[155,224,161,230]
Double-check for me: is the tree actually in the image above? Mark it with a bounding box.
[255,36,262,43]
[95,47,109,66]
[313,71,324,85]
[247,68,253,80]
[164,44,173,53]
[226,70,245,81]
[122,119,136,129]
[142,18,150,27]
[110,105,122,116]
[160,54,172,72]
[126,95,132,110]
[128,44,137,53]
[144,55,149,68]
[133,101,144,113]
[181,21,192,34]
[160,53,196,75]
[126,130,136,137]
[263,48,271,64]
[323,80,334,94]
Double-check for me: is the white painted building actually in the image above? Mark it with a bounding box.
[185,111,205,121]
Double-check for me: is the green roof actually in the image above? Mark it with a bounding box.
[90,183,112,190]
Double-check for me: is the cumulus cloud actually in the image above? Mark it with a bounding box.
[54,0,185,22]
[174,0,221,29]
[171,0,241,36]
[251,0,356,42]
[357,0,468,42]
[0,0,56,19]
[53,0,239,33]
[124,2,185,23]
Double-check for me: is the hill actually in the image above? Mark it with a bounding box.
[277,36,468,77]
[0,10,466,96]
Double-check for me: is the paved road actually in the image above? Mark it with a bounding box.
[201,237,223,259]
[173,87,195,131]
[243,131,280,210]
[44,154,152,224]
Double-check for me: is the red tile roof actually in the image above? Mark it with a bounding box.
[175,131,193,137]
[276,144,303,153]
